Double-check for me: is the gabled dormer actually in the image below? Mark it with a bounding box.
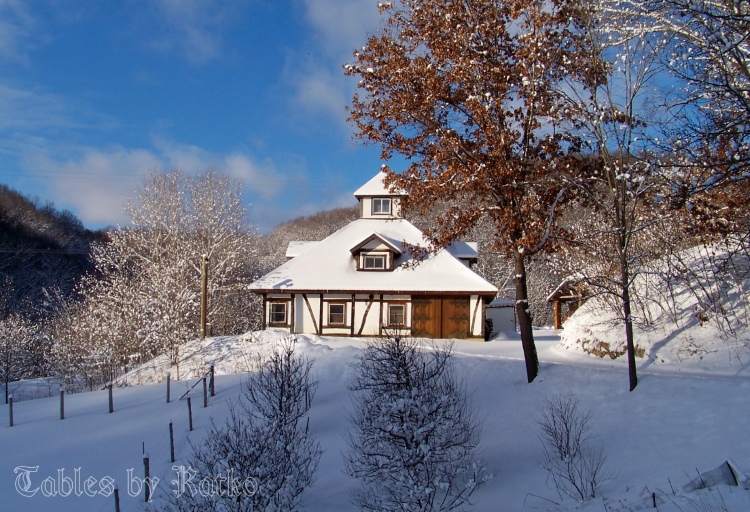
[353,170,408,220]
[350,232,403,271]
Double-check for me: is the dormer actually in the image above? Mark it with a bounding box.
[350,232,403,271]
[353,170,408,220]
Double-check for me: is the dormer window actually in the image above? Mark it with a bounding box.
[372,197,391,215]
[363,254,386,269]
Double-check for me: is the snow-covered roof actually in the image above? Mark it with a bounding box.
[286,241,319,259]
[353,170,407,198]
[546,273,586,303]
[250,218,497,295]
[446,242,479,260]
[349,232,403,255]
[487,299,515,308]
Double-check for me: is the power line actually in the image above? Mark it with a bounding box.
[0,171,349,188]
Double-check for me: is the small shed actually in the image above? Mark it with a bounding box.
[486,299,516,335]
[547,275,589,329]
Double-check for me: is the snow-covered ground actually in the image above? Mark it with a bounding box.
[561,243,750,375]
[1,329,749,511]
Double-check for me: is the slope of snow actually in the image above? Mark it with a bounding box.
[1,330,749,511]
[560,244,750,373]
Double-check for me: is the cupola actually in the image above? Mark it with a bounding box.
[353,170,408,220]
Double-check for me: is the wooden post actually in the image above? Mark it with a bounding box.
[209,364,215,397]
[187,397,193,431]
[166,372,171,403]
[108,382,114,414]
[8,394,13,427]
[169,421,175,463]
[60,387,65,420]
[114,485,121,512]
[203,377,208,408]
[143,454,150,502]
[553,301,562,330]
[200,254,208,339]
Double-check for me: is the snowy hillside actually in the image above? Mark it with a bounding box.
[1,330,749,511]
[561,243,750,373]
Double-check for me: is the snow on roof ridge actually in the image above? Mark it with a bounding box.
[353,170,407,197]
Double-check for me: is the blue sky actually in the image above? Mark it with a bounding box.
[0,0,387,232]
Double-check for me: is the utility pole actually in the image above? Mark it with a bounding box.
[200,254,208,339]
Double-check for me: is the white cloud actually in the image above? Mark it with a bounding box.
[283,0,381,131]
[17,138,331,231]
[0,0,36,62]
[24,146,161,227]
[286,62,350,127]
[139,0,245,64]
[0,82,116,132]
[303,0,380,62]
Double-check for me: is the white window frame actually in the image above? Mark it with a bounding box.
[363,254,386,270]
[372,197,392,215]
[269,302,287,325]
[328,303,346,326]
[388,304,405,326]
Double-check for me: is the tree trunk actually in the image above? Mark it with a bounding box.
[620,260,638,391]
[513,248,538,383]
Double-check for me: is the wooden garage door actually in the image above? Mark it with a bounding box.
[441,296,469,338]
[411,296,469,339]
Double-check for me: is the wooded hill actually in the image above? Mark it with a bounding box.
[0,184,105,318]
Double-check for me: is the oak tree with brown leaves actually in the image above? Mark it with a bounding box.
[345,0,598,382]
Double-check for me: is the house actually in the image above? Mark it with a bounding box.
[249,171,498,340]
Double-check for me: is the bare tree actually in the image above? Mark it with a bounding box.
[537,395,613,501]
[50,168,261,387]
[345,336,489,512]
[554,0,673,390]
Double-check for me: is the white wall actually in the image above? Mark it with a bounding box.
[359,197,403,219]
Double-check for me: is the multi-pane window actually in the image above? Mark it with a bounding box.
[388,304,405,326]
[329,303,346,325]
[363,254,386,269]
[372,197,392,215]
[269,302,287,325]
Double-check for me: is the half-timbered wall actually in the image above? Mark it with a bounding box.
[262,292,484,339]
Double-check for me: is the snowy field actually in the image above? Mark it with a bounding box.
[1,329,749,511]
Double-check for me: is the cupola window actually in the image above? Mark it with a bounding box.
[372,197,392,215]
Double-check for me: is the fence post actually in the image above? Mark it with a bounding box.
[143,453,150,502]
[166,372,171,404]
[209,363,215,397]
[108,382,114,414]
[169,421,175,463]
[187,396,193,432]
[203,377,208,408]
[8,394,13,427]
[60,387,65,420]
[114,484,121,512]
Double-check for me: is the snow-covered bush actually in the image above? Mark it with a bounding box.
[159,335,321,512]
[345,335,489,512]
[537,394,612,501]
